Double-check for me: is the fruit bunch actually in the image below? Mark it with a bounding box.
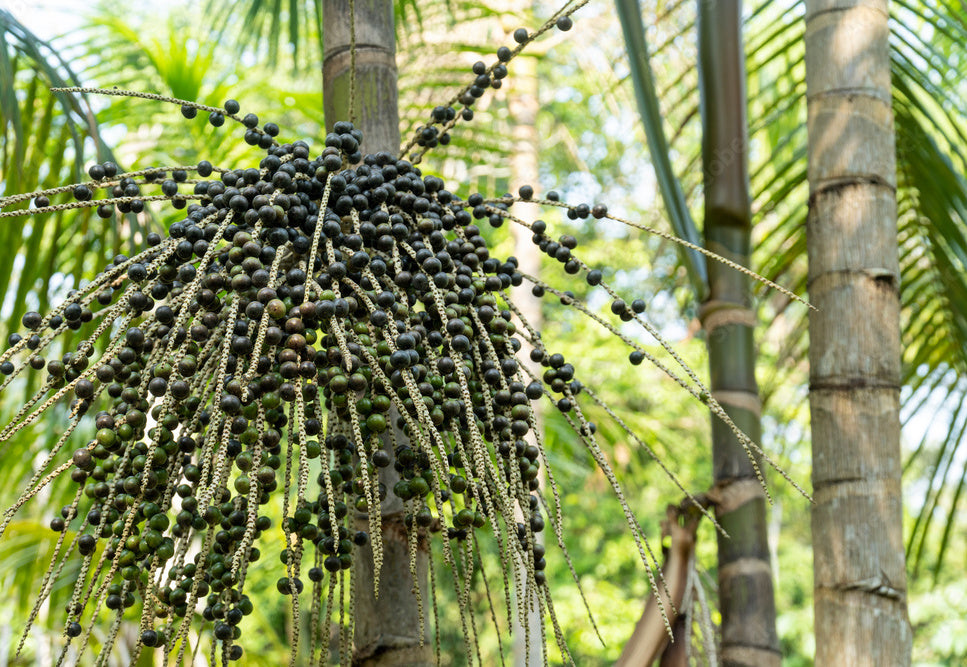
[0,88,618,661]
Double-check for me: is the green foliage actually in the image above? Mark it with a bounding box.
[0,11,134,338]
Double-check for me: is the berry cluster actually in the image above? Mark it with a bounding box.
[0,99,570,662]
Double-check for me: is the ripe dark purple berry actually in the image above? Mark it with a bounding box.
[22,311,42,330]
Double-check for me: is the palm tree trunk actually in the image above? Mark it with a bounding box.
[803,1,911,663]
[507,49,545,667]
[697,2,779,665]
[322,1,432,664]
[323,0,400,153]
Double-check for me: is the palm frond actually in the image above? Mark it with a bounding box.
[203,0,324,73]
[0,11,135,338]
[615,0,706,296]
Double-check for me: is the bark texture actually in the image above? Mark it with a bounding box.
[696,2,780,665]
[804,1,912,664]
[323,0,400,155]
[323,1,431,664]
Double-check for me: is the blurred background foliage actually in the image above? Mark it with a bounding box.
[0,0,965,664]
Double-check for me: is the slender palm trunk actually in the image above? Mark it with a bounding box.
[507,50,545,667]
[322,1,432,663]
[803,1,911,663]
[323,0,400,153]
[697,2,779,665]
